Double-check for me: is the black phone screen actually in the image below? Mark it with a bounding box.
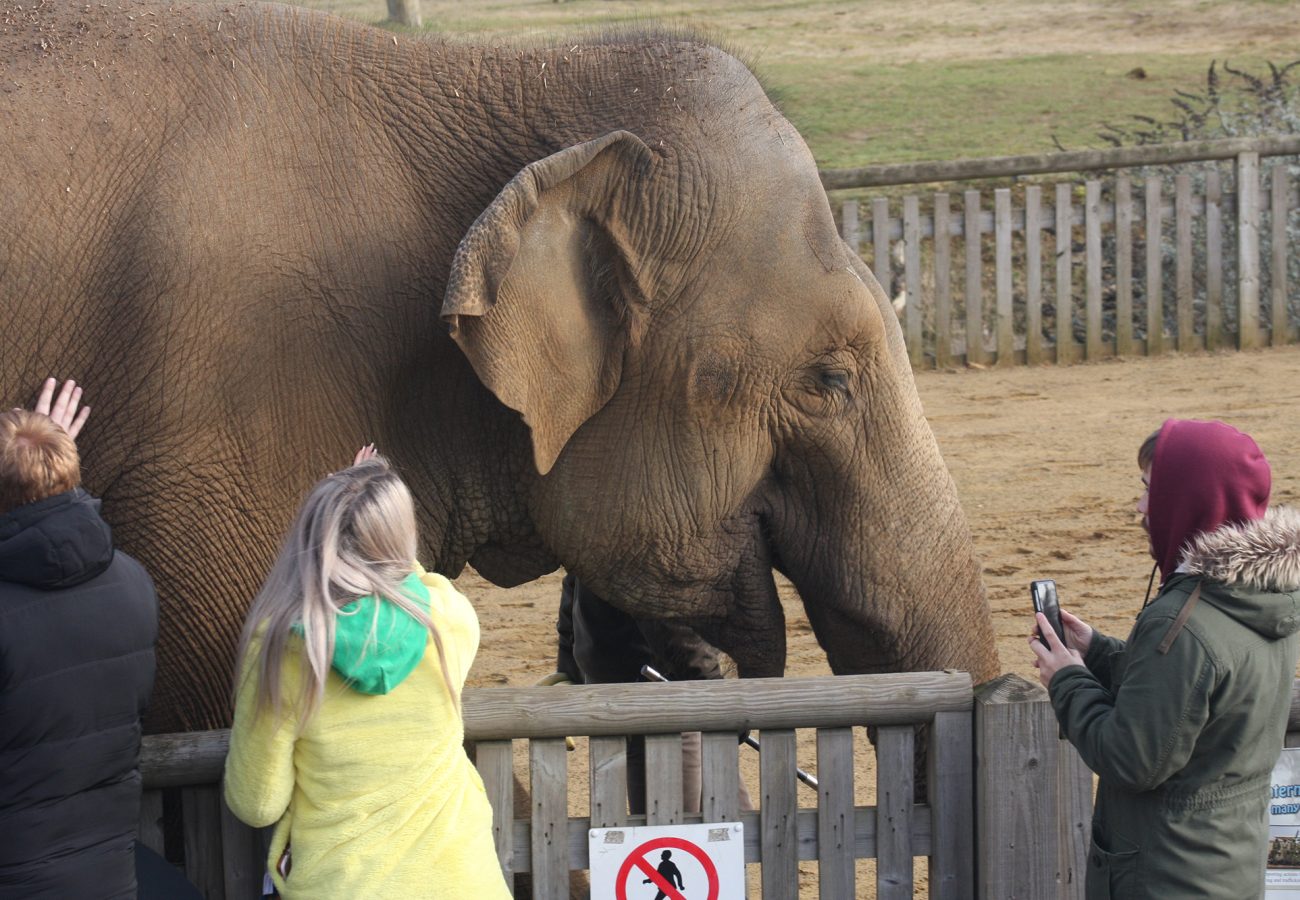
[1031,579,1066,645]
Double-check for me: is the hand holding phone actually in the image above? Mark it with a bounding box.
[1031,579,1067,646]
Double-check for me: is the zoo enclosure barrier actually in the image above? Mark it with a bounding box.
[822,135,1300,369]
[138,671,1100,899]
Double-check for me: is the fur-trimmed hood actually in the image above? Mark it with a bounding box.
[1183,506,1300,593]
[1178,506,1300,640]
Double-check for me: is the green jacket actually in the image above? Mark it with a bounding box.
[1050,507,1300,899]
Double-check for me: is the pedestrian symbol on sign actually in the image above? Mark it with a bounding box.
[615,836,720,900]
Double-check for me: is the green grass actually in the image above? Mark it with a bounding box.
[297,1,1300,169]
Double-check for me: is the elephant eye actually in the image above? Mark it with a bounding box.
[819,369,850,394]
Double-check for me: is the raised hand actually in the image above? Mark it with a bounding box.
[34,378,90,440]
[352,443,377,467]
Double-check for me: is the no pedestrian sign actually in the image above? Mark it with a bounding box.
[589,822,745,900]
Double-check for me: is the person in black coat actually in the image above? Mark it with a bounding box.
[0,379,159,900]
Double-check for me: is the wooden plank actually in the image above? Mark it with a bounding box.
[644,733,685,826]
[1145,178,1164,355]
[219,785,264,900]
[876,726,916,899]
[904,194,924,367]
[701,731,742,825]
[975,674,1091,900]
[1115,176,1134,355]
[759,729,799,897]
[928,710,975,900]
[965,189,985,365]
[138,789,165,856]
[873,197,891,290]
[1025,185,1044,364]
[817,727,856,900]
[529,738,569,899]
[1175,173,1194,351]
[994,188,1014,365]
[462,671,974,741]
[141,730,229,788]
[1272,165,1290,345]
[819,134,1300,190]
[1206,169,1224,352]
[841,198,860,251]
[934,193,953,367]
[589,735,628,828]
[1238,151,1261,348]
[476,739,516,886]
[181,785,224,900]
[1084,180,1103,359]
[1055,183,1075,363]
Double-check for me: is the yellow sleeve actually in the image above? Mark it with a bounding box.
[415,563,480,687]
[223,649,298,828]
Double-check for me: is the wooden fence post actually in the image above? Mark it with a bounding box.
[386,0,422,27]
[975,674,1091,900]
[1237,151,1261,348]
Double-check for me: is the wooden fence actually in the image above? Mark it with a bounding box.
[824,135,1300,368]
[139,671,1099,899]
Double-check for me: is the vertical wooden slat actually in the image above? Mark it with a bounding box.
[873,197,891,292]
[929,710,975,900]
[1055,183,1074,363]
[219,790,264,900]
[841,198,860,252]
[876,725,915,899]
[759,729,799,897]
[1084,180,1103,359]
[589,735,628,828]
[1115,176,1134,355]
[1145,178,1164,355]
[644,733,684,825]
[903,194,924,367]
[1238,151,1261,348]
[701,731,741,825]
[181,785,224,900]
[1206,169,1224,351]
[1175,173,1194,351]
[816,727,855,900]
[1025,185,1044,364]
[1271,165,1290,345]
[529,738,569,899]
[964,189,985,365]
[994,188,1014,365]
[476,739,516,887]
[934,193,953,368]
[139,789,165,856]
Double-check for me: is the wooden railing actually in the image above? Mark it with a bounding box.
[824,136,1300,368]
[140,672,1095,899]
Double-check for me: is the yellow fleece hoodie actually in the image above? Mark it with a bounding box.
[224,566,511,899]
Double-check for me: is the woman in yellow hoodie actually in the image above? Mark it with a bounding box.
[224,447,511,899]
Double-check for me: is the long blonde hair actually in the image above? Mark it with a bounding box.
[233,457,457,725]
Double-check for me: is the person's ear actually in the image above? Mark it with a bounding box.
[442,132,655,474]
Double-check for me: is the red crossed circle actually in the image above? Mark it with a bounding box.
[614,835,721,900]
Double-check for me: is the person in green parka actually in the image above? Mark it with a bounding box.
[1030,419,1300,899]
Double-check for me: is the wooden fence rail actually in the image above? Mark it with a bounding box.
[140,672,1100,899]
[826,136,1300,368]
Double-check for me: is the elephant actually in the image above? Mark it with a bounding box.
[1,1,999,736]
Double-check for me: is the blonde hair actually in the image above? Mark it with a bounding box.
[0,409,82,515]
[233,457,457,725]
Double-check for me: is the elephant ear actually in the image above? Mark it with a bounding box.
[442,131,655,475]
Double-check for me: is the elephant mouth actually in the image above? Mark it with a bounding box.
[757,511,790,579]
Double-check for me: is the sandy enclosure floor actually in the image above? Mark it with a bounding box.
[458,345,1300,895]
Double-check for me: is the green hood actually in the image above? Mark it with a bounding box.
[330,572,431,695]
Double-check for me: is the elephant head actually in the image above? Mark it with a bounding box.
[440,60,998,684]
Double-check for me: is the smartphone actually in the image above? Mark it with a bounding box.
[1031,579,1066,645]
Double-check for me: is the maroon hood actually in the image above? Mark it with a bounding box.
[1148,419,1271,583]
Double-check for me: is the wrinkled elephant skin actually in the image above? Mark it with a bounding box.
[0,1,997,732]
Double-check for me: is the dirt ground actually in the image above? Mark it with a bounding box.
[457,345,1300,895]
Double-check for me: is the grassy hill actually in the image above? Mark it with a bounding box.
[297,0,1300,168]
